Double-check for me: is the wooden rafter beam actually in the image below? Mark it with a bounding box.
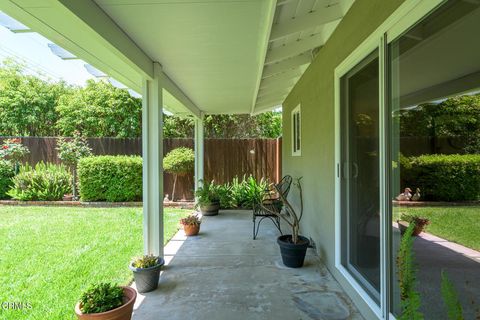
[270,5,343,41]
[265,33,324,64]
[257,88,292,100]
[263,53,311,76]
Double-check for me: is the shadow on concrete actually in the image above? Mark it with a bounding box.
[413,234,480,319]
[131,210,364,320]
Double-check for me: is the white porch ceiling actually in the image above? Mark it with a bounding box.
[255,0,354,114]
[0,0,354,116]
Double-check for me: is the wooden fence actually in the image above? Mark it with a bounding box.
[0,137,282,200]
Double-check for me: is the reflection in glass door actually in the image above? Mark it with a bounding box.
[388,1,480,318]
[340,51,380,303]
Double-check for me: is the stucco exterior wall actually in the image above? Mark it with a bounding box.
[281,0,405,318]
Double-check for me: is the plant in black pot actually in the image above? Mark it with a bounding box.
[129,254,164,293]
[74,282,136,320]
[195,180,221,216]
[261,177,309,268]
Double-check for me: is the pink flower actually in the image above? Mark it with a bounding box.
[2,145,8,149]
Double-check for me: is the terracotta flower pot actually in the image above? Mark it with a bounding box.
[183,224,200,236]
[75,286,136,320]
[398,220,425,236]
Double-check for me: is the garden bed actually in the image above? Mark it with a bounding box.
[0,200,194,209]
[393,200,480,207]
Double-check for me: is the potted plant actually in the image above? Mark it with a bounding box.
[129,254,164,293]
[261,177,309,268]
[195,180,220,216]
[75,282,136,320]
[180,214,201,236]
[397,213,430,236]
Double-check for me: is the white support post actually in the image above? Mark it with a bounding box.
[142,62,164,256]
[194,114,205,194]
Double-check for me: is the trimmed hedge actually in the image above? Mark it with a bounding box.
[78,156,142,202]
[401,154,480,201]
[0,160,14,199]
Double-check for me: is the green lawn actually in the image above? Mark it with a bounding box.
[0,206,190,320]
[397,206,480,251]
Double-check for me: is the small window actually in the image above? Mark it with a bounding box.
[291,104,301,156]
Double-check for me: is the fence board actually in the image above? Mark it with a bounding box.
[0,137,281,201]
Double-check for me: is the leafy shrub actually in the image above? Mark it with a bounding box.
[79,283,123,314]
[441,270,464,320]
[0,160,14,199]
[78,156,142,202]
[230,175,269,209]
[217,183,234,209]
[399,213,430,228]
[397,223,423,319]
[0,138,29,163]
[7,162,71,201]
[401,154,480,201]
[194,180,221,206]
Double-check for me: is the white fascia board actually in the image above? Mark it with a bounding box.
[252,102,283,115]
[161,72,201,118]
[250,0,277,114]
[56,0,153,79]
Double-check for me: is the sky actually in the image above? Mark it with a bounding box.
[0,25,95,86]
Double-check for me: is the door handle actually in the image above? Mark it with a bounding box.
[352,162,359,179]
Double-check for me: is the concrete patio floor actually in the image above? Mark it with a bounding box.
[132,210,364,320]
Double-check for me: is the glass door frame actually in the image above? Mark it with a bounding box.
[334,0,445,319]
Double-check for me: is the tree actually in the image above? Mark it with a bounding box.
[163,112,282,139]
[56,79,142,138]
[56,131,92,200]
[0,58,283,139]
[0,59,71,136]
[163,115,194,138]
[163,147,194,201]
[400,94,480,154]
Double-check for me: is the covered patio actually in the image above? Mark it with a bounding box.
[3,0,477,319]
[0,0,352,257]
[132,210,363,320]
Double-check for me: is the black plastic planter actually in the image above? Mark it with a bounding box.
[129,258,165,293]
[277,235,309,268]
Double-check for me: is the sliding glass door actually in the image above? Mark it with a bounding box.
[340,51,381,304]
[388,1,480,318]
